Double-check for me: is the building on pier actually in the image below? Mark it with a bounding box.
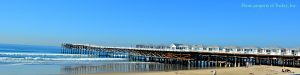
[242,46,258,54]
[291,48,300,56]
[170,43,189,50]
[191,45,206,51]
[133,43,300,56]
[261,48,272,55]
[284,48,293,55]
[135,43,300,56]
[258,47,300,56]
[136,44,170,49]
[270,47,283,55]
[223,46,240,53]
[206,45,221,52]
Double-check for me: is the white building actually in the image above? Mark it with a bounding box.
[191,45,206,51]
[242,46,258,54]
[166,43,300,56]
[283,48,300,56]
[290,48,300,56]
[296,49,300,56]
[206,46,221,52]
[223,46,240,53]
[170,43,189,50]
[284,48,293,56]
[261,48,271,55]
[270,48,283,55]
[259,47,284,55]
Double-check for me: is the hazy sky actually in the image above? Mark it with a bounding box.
[0,0,299,47]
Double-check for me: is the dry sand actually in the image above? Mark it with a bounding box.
[77,65,300,75]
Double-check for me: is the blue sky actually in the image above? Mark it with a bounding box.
[0,0,299,47]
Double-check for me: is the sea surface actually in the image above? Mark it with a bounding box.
[0,44,191,75]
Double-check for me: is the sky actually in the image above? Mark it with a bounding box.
[0,0,299,47]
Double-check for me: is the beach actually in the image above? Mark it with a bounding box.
[77,65,300,75]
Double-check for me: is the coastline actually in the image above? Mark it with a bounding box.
[75,65,300,75]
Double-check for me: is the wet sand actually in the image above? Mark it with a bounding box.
[76,65,300,75]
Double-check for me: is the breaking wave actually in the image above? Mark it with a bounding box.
[0,52,128,65]
[0,57,128,65]
[0,57,127,61]
[0,52,89,57]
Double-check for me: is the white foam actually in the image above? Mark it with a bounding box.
[23,57,127,61]
[0,52,89,57]
[0,57,127,61]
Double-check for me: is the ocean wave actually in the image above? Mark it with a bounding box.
[0,57,128,65]
[0,48,16,51]
[0,52,89,57]
[0,57,127,61]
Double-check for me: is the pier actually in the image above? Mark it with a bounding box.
[61,43,300,68]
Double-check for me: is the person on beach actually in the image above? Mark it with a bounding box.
[212,70,216,75]
[246,62,249,68]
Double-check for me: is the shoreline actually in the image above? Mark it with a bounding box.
[75,65,300,75]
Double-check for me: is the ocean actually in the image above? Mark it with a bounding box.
[0,44,191,75]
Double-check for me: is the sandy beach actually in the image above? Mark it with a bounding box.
[77,65,300,75]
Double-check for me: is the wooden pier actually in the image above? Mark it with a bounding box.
[61,43,300,68]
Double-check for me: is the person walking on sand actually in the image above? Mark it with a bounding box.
[246,61,249,68]
[212,70,216,75]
